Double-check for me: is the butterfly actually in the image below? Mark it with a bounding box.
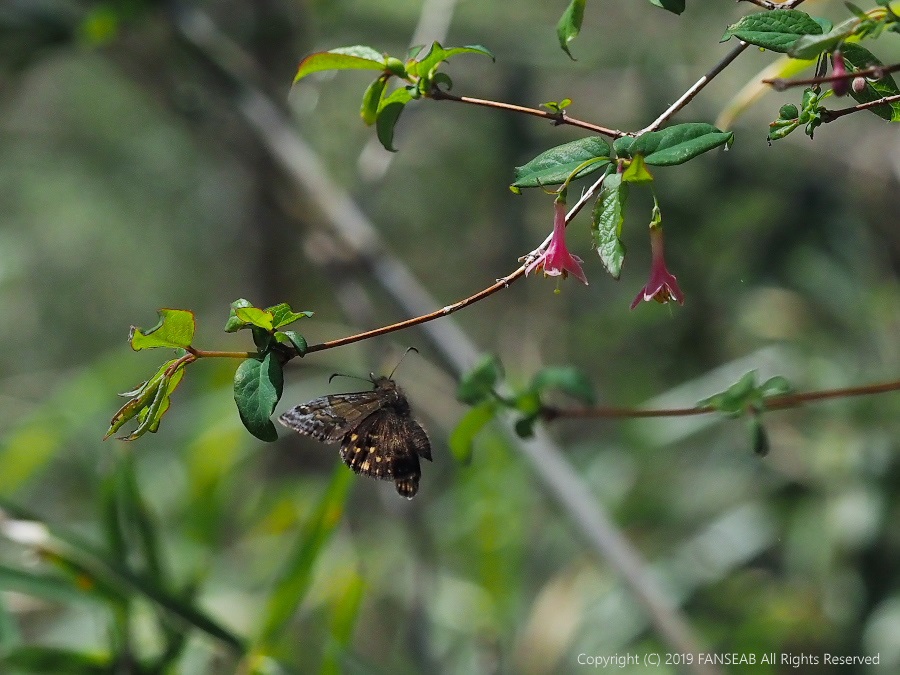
[278,375,432,498]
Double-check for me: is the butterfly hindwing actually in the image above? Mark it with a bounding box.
[278,376,432,498]
[339,410,432,498]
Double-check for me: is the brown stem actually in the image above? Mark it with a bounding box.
[430,90,627,139]
[187,347,258,359]
[641,42,750,133]
[542,378,900,420]
[305,267,526,353]
[764,63,900,91]
[821,92,900,121]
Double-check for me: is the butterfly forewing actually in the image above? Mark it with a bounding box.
[279,391,385,442]
[278,376,432,498]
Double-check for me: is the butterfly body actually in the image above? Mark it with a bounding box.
[278,376,431,498]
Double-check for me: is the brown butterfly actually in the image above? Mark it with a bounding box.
[278,375,431,498]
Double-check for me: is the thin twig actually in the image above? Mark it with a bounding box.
[738,0,786,9]
[431,90,627,138]
[764,63,900,91]
[640,42,750,133]
[821,92,900,121]
[305,267,526,354]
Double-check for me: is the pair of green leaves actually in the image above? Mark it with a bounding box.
[724,8,900,123]
[451,356,595,462]
[294,42,494,151]
[227,299,312,442]
[698,371,792,456]
[509,124,733,192]
[511,123,733,280]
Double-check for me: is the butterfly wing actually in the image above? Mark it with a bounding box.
[339,410,431,499]
[278,391,385,443]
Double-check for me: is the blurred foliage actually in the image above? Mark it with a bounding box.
[0,0,899,673]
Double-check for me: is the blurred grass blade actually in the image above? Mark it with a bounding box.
[0,588,21,651]
[256,466,353,648]
[0,501,245,654]
[100,466,127,563]
[1,646,111,673]
[120,454,165,583]
[321,573,366,675]
[0,563,107,605]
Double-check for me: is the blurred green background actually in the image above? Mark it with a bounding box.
[0,0,899,672]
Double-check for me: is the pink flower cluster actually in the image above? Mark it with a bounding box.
[526,199,684,309]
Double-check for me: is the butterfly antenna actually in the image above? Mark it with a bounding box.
[388,347,419,379]
[328,373,371,385]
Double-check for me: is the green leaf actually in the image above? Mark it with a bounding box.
[760,375,792,396]
[556,0,586,59]
[361,75,388,125]
[276,330,308,356]
[621,153,653,183]
[591,173,628,279]
[648,0,685,15]
[449,402,496,464]
[514,414,539,438]
[622,123,733,166]
[250,326,273,353]
[106,359,185,440]
[224,298,254,332]
[267,303,314,330]
[129,309,195,350]
[375,88,414,152]
[532,367,596,404]
[406,42,494,79]
[106,371,164,439]
[235,307,274,331]
[698,371,761,417]
[440,44,495,61]
[120,365,185,441]
[457,355,503,405]
[233,353,284,442]
[748,415,770,457]
[840,43,900,121]
[2,646,111,674]
[511,137,611,189]
[294,46,386,83]
[789,17,858,59]
[257,466,353,648]
[541,98,573,112]
[721,10,823,52]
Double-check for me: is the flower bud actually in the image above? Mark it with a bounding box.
[778,104,799,120]
[852,76,866,94]
[831,51,849,96]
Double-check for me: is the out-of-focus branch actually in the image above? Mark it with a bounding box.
[542,378,900,420]
[169,8,719,671]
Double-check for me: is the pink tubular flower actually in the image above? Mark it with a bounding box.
[630,226,684,309]
[525,200,588,285]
